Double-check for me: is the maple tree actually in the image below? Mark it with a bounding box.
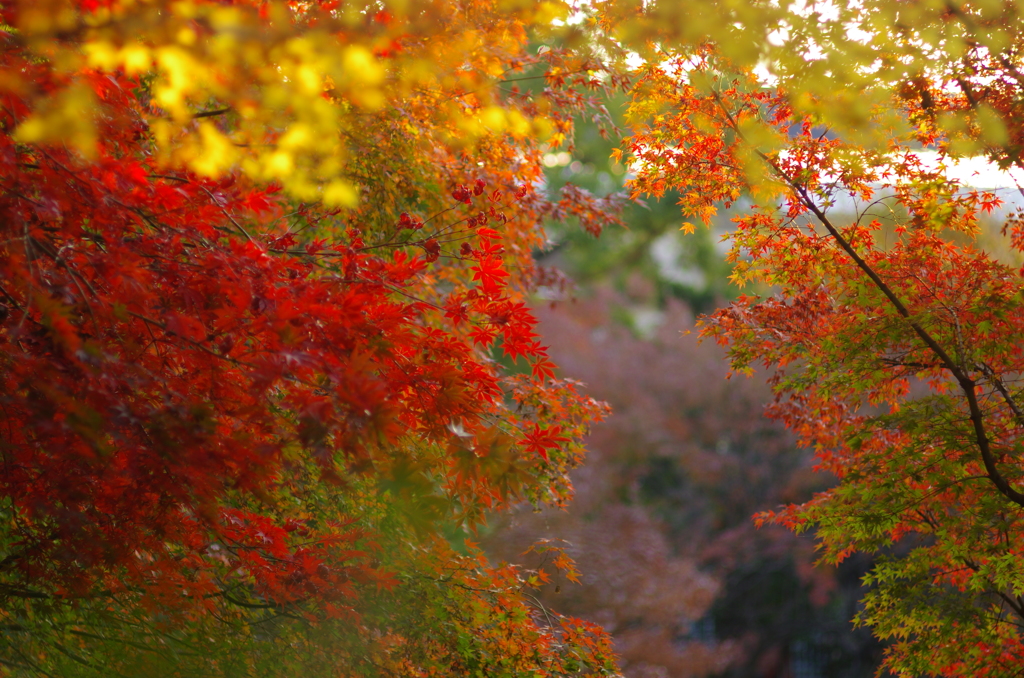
[608,0,1024,675]
[0,0,629,675]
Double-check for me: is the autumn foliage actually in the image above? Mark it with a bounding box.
[615,1,1024,674]
[16,0,1024,674]
[0,0,627,675]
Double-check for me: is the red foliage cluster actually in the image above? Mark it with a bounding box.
[0,0,627,673]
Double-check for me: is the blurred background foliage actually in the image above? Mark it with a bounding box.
[485,86,887,678]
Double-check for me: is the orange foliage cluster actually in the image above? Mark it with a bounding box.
[623,31,1024,677]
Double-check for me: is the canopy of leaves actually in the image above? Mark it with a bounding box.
[0,1,627,675]
[606,0,1024,675]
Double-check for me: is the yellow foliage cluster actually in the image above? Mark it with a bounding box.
[7,0,566,205]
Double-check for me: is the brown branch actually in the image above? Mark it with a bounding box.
[0,583,50,599]
[192,107,232,119]
[979,363,1024,430]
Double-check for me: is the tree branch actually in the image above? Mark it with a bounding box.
[708,83,1024,508]
[788,180,1024,508]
